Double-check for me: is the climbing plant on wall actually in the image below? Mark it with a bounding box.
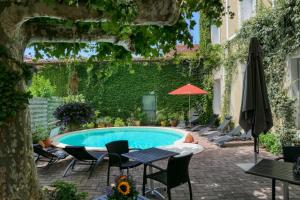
[0,46,33,125]
[221,0,300,146]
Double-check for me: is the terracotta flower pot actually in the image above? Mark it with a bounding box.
[106,123,113,127]
[42,138,52,148]
[98,123,105,128]
[134,120,141,126]
[170,119,178,127]
[160,121,167,127]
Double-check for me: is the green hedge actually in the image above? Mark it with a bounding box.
[259,133,281,155]
[38,61,213,121]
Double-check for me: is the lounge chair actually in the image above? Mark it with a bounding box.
[207,125,242,142]
[63,146,107,178]
[176,120,186,129]
[190,114,219,132]
[214,128,252,147]
[49,127,61,138]
[33,144,67,169]
[198,116,232,136]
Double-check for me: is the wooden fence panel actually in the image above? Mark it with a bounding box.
[29,97,63,130]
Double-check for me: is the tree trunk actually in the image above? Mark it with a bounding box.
[0,34,43,199]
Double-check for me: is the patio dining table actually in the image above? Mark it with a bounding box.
[122,147,179,199]
[246,159,300,200]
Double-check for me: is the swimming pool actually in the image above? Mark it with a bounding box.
[53,127,187,150]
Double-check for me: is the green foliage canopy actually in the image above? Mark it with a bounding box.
[29,74,56,97]
[31,0,226,62]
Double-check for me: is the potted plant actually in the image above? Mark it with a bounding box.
[104,116,113,127]
[126,115,135,126]
[32,126,50,147]
[96,117,106,128]
[169,113,179,127]
[114,117,125,127]
[156,111,168,127]
[133,107,147,126]
[54,102,94,131]
[106,175,138,200]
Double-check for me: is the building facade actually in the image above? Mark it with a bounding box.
[211,0,273,124]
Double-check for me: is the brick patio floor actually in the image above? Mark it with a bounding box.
[37,134,300,200]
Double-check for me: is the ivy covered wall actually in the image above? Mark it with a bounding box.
[220,0,300,147]
[36,60,214,121]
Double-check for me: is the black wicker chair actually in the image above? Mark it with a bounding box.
[281,146,300,162]
[105,140,142,185]
[63,146,107,178]
[143,153,193,200]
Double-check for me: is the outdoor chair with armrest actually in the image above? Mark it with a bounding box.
[33,144,67,169]
[63,146,107,178]
[142,153,193,200]
[105,140,142,185]
[275,146,300,199]
[275,146,300,162]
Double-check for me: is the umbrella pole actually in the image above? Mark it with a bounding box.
[254,135,257,164]
[253,129,259,164]
[189,95,191,127]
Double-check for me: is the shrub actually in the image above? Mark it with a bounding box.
[259,133,281,155]
[64,94,86,103]
[54,103,94,129]
[28,75,56,97]
[46,181,87,200]
[114,117,125,127]
[104,116,113,126]
[168,112,180,121]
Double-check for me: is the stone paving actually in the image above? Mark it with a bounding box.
[37,133,300,200]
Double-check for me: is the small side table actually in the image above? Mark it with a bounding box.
[93,194,149,200]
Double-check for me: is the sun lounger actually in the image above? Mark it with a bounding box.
[214,128,252,147]
[198,116,232,136]
[208,126,242,142]
[190,114,219,132]
[63,146,107,178]
[33,144,67,169]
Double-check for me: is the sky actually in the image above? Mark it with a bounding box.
[24,13,200,58]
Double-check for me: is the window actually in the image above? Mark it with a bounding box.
[239,0,256,28]
[290,58,300,129]
[211,25,221,44]
[213,79,222,114]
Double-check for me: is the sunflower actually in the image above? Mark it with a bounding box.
[117,181,131,196]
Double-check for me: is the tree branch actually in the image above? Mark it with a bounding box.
[25,22,133,51]
[0,0,180,37]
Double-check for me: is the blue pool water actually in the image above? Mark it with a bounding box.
[58,127,184,149]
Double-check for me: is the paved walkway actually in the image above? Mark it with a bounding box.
[37,134,300,200]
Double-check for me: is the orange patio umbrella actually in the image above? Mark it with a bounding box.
[169,83,208,126]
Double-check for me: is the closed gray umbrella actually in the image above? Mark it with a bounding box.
[239,37,273,163]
